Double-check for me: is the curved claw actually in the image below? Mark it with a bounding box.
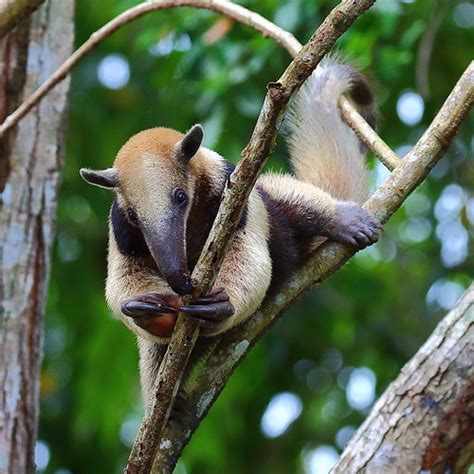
[121,300,178,318]
[186,287,229,305]
[180,288,234,332]
[180,300,234,321]
[121,293,182,338]
[121,292,181,318]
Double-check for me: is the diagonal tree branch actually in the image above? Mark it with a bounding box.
[3,0,470,471]
[153,61,474,471]
[339,96,402,171]
[332,283,474,473]
[126,1,377,472]
[0,0,380,471]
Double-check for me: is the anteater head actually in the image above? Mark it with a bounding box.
[80,124,204,296]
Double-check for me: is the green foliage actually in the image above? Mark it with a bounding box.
[39,0,473,473]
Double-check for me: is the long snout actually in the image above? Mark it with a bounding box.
[141,220,193,296]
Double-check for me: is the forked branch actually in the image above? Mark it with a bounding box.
[0,0,299,138]
[127,1,376,472]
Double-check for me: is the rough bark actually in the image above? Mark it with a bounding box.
[0,0,45,39]
[333,284,474,474]
[0,1,74,472]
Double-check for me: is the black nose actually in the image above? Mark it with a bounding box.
[167,273,193,296]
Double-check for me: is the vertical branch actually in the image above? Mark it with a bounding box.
[0,1,74,472]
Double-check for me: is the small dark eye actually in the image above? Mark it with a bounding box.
[173,188,188,207]
[127,207,139,225]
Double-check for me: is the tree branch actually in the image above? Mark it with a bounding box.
[126,1,376,472]
[0,0,45,39]
[332,283,474,473]
[153,61,474,471]
[339,96,402,171]
[0,0,300,138]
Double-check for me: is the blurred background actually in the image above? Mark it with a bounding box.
[37,0,474,472]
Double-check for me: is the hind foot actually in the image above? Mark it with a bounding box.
[329,202,382,249]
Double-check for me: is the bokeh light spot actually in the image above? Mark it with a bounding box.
[303,445,339,474]
[346,367,376,410]
[260,392,302,438]
[35,441,50,472]
[97,54,130,90]
[427,279,465,311]
[120,415,141,447]
[335,425,356,449]
[397,91,424,126]
[453,3,474,28]
[434,184,465,222]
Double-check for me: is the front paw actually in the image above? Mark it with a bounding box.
[330,202,382,249]
[121,293,181,338]
[180,288,235,334]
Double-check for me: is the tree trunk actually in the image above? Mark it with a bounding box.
[0,1,74,472]
[333,283,474,473]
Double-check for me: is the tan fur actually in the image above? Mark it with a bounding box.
[137,338,162,402]
[106,135,271,343]
[106,233,173,342]
[112,128,228,228]
[286,57,369,204]
[114,127,223,196]
[113,128,192,227]
[209,190,271,335]
[88,57,375,405]
[258,172,338,216]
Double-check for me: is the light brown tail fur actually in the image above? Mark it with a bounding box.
[285,57,376,204]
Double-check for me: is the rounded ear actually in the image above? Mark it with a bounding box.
[80,168,118,189]
[175,124,203,163]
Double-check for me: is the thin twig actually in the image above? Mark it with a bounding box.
[126,0,377,472]
[0,0,300,138]
[154,61,474,471]
[339,96,402,170]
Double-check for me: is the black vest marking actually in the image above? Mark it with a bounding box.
[258,186,333,295]
[186,160,248,271]
[111,199,149,258]
[186,173,221,271]
[257,187,300,296]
